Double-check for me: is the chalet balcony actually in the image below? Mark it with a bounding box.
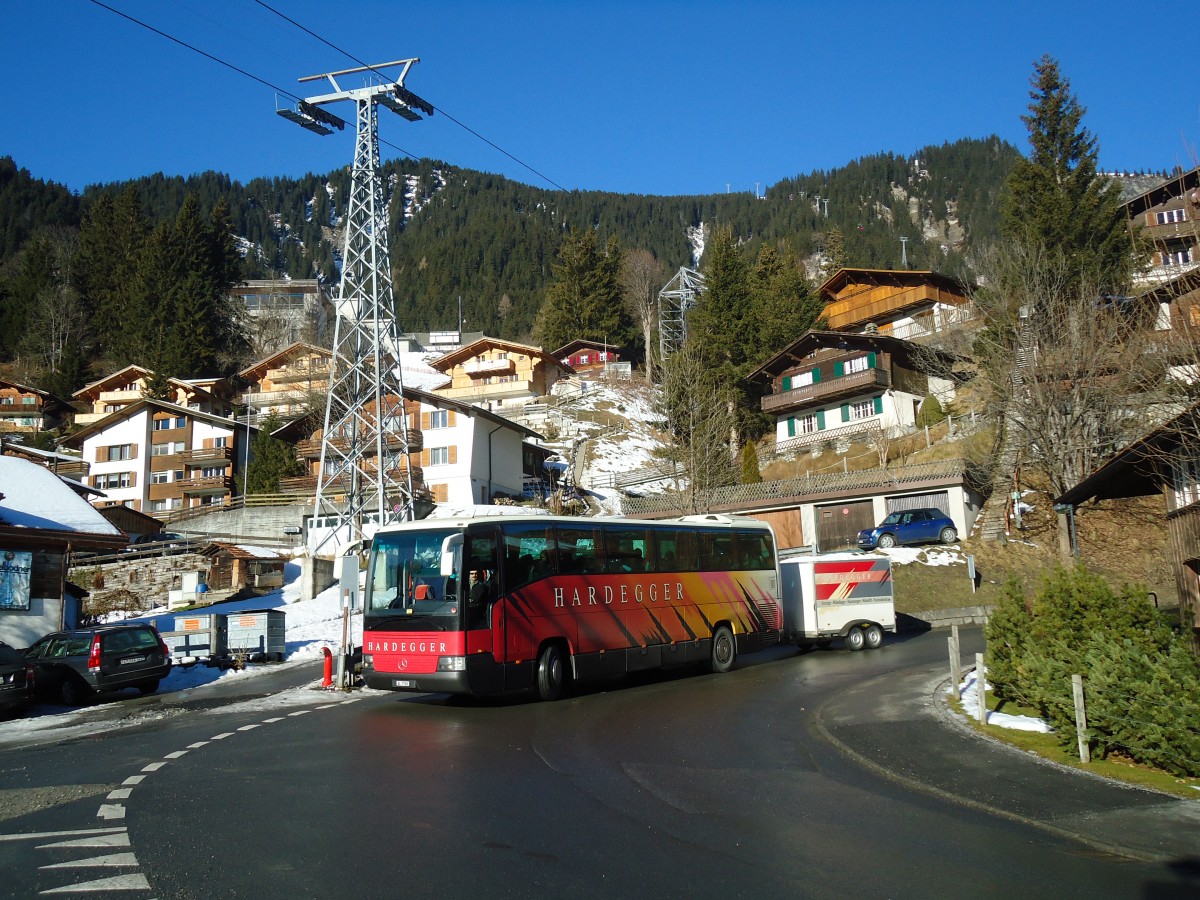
[294,429,423,459]
[180,475,234,495]
[279,465,422,496]
[435,382,531,405]
[264,366,330,386]
[183,446,233,463]
[762,368,891,413]
[463,358,515,376]
[824,285,968,331]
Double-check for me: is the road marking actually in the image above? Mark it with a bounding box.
[314,703,337,710]
[263,717,284,723]
[106,789,132,801]
[141,762,166,772]
[163,750,188,759]
[40,872,151,893]
[186,741,209,749]
[287,710,310,717]
[211,732,234,740]
[96,805,125,821]
[122,776,146,786]
[0,828,125,844]
[236,724,261,732]
[36,832,130,850]
[41,852,138,869]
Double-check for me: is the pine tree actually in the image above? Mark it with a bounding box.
[1001,55,1130,286]
[242,414,304,494]
[534,228,632,352]
[822,226,846,277]
[739,440,762,484]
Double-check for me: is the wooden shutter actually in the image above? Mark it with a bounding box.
[873,395,884,415]
[448,410,456,426]
[834,361,844,377]
[202,437,214,449]
[811,367,821,383]
[867,351,877,368]
[816,410,825,430]
[129,472,137,487]
[782,375,792,392]
[787,418,796,437]
[421,449,430,467]
[841,403,850,422]
[421,411,430,430]
[448,446,457,465]
[95,446,105,462]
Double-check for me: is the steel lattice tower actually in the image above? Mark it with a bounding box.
[278,59,434,554]
[657,266,706,362]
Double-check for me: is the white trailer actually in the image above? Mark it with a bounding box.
[779,552,895,651]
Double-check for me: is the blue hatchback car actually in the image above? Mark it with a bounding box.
[857,507,958,550]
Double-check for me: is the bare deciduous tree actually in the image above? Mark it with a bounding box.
[653,341,736,514]
[619,248,665,383]
[970,240,1180,560]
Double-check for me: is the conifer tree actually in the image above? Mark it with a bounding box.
[1001,55,1130,286]
[242,414,304,495]
[750,242,825,364]
[534,228,631,352]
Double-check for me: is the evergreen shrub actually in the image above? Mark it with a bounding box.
[915,394,946,427]
[985,566,1200,776]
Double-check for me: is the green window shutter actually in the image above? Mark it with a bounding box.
[787,417,796,437]
[867,351,877,369]
[782,375,792,392]
[873,395,883,415]
[816,410,825,430]
[841,403,850,423]
[834,361,844,378]
[811,367,821,383]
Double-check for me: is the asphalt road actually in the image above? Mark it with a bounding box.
[0,630,1192,898]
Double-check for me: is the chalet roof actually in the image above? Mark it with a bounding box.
[237,341,331,380]
[1123,167,1200,218]
[817,267,972,300]
[1134,267,1200,304]
[552,339,620,358]
[60,398,258,449]
[429,336,573,374]
[200,542,292,561]
[1057,404,1200,506]
[0,457,126,549]
[746,329,967,384]
[72,365,225,404]
[0,379,72,409]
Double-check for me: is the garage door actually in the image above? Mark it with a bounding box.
[815,500,875,552]
[886,491,950,516]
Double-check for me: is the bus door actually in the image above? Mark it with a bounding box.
[464,528,504,692]
[500,522,554,677]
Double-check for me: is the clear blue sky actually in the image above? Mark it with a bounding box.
[5,1,1197,196]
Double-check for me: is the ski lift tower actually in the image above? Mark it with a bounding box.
[657,266,706,362]
[277,59,434,555]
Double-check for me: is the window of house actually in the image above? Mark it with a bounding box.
[429,447,450,466]
[21,397,35,405]
[106,444,133,461]
[1162,248,1192,267]
[214,436,229,448]
[104,404,125,413]
[799,414,818,434]
[429,409,449,429]
[1156,209,1187,225]
[844,355,870,374]
[851,399,875,420]
[152,442,184,456]
[1171,458,1200,510]
[94,472,132,490]
[153,416,186,431]
[0,397,12,405]
[151,471,171,484]
[201,466,222,478]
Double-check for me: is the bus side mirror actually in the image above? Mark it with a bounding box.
[440,534,462,577]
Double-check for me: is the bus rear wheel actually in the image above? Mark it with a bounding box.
[536,642,568,701]
[709,625,736,674]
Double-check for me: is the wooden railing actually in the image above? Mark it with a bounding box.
[762,368,890,412]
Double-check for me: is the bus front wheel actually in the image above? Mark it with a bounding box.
[709,625,736,674]
[536,642,568,702]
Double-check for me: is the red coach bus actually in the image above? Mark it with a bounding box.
[361,513,782,701]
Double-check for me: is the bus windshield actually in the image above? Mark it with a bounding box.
[366,528,463,627]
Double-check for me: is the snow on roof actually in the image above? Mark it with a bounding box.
[0,457,124,537]
[427,504,550,518]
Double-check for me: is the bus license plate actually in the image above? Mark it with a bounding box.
[393,679,414,688]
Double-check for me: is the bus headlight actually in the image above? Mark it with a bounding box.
[436,656,466,672]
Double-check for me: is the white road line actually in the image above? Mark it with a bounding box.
[40,852,138,869]
[106,789,132,801]
[287,710,310,717]
[163,751,188,759]
[186,741,209,749]
[211,732,234,740]
[0,828,125,844]
[141,762,167,772]
[236,724,261,732]
[40,872,150,893]
[122,776,146,786]
[263,717,284,723]
[36,832,130,850]
[314,703,337,710]
[96,805,125,821]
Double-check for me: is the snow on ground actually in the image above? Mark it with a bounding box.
[953,667,1051,733]
[0,557,358,745]
[878,545,964,566]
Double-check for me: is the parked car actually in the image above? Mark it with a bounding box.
[0,641,34,716]
[126,532,190,554]
[25,624,172,706]
[857,507,958,550]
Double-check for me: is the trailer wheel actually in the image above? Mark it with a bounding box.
[709,625,736,673]
[863,624,884,650]
[536,642,568,702]
[845,625,866,652]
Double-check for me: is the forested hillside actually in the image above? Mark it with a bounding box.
[1,136,1022,380]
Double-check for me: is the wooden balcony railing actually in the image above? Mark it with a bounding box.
[761,368,890,413]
